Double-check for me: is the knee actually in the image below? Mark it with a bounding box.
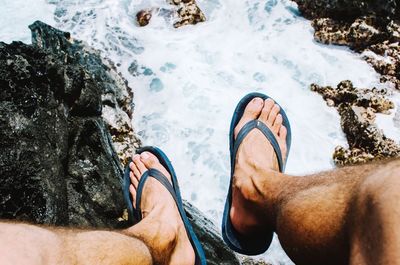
[355,162,400,215]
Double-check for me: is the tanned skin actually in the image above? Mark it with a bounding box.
[0,97,399,265]
[230,97,400,265]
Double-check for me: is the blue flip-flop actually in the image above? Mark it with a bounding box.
[122,146,207,265]
[221,92,292,255]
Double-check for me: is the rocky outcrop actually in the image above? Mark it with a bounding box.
[311,81,400,165]
[29,21,139,165]
[293,0,398,22]
[184,201,240,265]
[0,38,124,227]
[168,0,206,28]
[0,21,239,264]
[136,0,206,28]
[292,0,400,90]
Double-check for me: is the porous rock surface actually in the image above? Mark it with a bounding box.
[311,80,400,165]
[136,0,206,28]
[0,21,239,264]
[293,0,400,90]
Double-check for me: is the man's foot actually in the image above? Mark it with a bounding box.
[230,97,288,237]
[126,152,195,265]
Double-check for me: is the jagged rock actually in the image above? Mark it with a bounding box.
[293,0,400,90]
[0,40,124,227]
[184,201,240,265]
[0,21,240,264]
[170,0,206,28]
[137,10,152,27]
[29,21,139,165]
[292,0,398,22]
[311,81,400,165]
[311,81,394,114]
[135,0,206,28]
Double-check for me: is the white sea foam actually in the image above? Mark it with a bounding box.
[1,0,399,263]
[0,0,55,44]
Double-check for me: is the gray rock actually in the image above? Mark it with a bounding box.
[184,201,240,265]
[311,81,400,166]
[0,40,124,227]
[29,20,140,165]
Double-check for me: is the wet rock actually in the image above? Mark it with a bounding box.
[0,40,124,227]
[171,0,206,28]
[135,0,206,28]
[184,201,240,265]
[311,81,400,165]
[29,21,139,165]
[293,0,400,90]
[136,10,152,27]
[293,0,398,22]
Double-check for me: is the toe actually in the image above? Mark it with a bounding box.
[130,171,139,189]
[259,99,275,126]
[279,125,287,140]
[140,152,159,168]
[133,154,148,175]
[267,104,280,125]
[273,114,283,134]
[234,97,264,138]
[140,151,172,182]
[130,162,141,180]
[129,184,137,207]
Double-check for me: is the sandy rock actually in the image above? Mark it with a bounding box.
[136,0,206,28]
[311,81,400,165]
[294,0,400,90]
[173,1,206,28]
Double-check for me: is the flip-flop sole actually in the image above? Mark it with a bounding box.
[222,92,292,255]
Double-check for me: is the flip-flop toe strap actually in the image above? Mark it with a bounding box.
[233,119,284,172]
[134,168,178,221]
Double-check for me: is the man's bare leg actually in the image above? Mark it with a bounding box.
[0,152,196,265]
[230,97,400,265]
[0,222,152,265]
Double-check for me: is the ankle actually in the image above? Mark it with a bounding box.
[235,170,281,204]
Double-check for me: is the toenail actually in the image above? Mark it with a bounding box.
[254,98,263,105]
[141,152,149,160]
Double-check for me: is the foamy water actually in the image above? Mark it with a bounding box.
[1,0,399,263]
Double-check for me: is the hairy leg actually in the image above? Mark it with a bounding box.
[230,97,400,265]
[0,222,152,265]
[0,151,196,265]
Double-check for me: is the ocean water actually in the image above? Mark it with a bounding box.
[1,0,399,263]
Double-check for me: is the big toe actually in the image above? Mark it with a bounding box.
[234,97,264,138]
[140,151,172,182]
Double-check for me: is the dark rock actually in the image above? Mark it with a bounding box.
[292,0,400,90]
[184,201,240,265]
[0,21,240,263]
[292,0,398,22]
[29,20,140,164]
[311,81,400,165]
[136,10,152,27]
[0,40,124,227]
